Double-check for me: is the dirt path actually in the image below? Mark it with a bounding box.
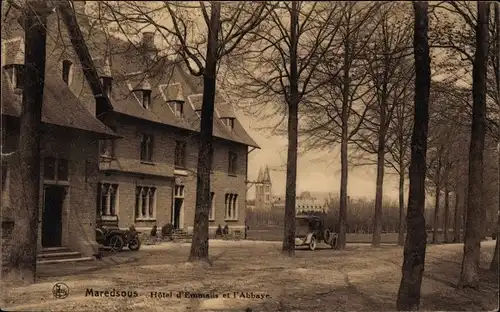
[1,240,498,312]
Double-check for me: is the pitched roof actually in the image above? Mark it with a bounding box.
[1,68,117,138]
[80,23,259,148]
[257,167,264,182]
[262,165,271,182]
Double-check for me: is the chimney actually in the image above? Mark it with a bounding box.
[142,32,156,52]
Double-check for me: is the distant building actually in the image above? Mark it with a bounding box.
[254,166,272,211]
[295,191,326,214]
[246,199,256,211]
[252,166,326,214]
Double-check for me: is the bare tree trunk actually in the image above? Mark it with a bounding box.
[282,1,299,256]
[372,112,386,247]
[453,191,461,242]
[432,157,441,244]
[4,1,48,284]
[459,1,490,289]
[372,52,390,248]
[188,2,220,262]
[337,115,348,250]
[490,1,499,274]
[396,2,430,309]
[444,181,450,243]
[398,164,405,246]
[337,37,351,250]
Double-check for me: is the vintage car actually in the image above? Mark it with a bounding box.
[295,215,338,250]
[96,225,141,252]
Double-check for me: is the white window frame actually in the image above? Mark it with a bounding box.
[98,182,119,220]
[135,185,157,221]
[209,192,215,221]
[172,184,185,228]
[174,184,185,198]
[224,193,238,221]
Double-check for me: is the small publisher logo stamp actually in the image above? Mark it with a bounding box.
[53,282,69,299]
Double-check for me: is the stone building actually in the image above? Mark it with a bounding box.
[74,4,259,235]
[1,0,259,269]
[1,4,117,262]
[251,165,326,215]
[254,166,272,211]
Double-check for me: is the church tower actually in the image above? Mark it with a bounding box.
[255,166,272,210]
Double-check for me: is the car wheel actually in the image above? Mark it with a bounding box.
[309,237,316,251]
[109,235,124,252]
[128,237,141,251]
[324,229,331,242]
[330,236,337,249]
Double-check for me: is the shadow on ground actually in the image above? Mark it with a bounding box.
[1,240,498,312]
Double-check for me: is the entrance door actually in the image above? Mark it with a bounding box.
[42,185,65,247]
[173,198,183,229]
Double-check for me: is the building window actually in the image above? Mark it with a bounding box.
[4,64,25,89]
[175,141,186,168]
[142,90,151,109]
[62,60,73,85]
[222,117,235,131]
[209,192,215,221]
[98,183,118,217]
[100,139,115,158]
[43,157,69,182]
[140,133,153,162]
[225,193,238,221]
[135,186,156,219]
[228,152,237,175]
[100,126,117,158]
[174,184,185,197]
[171,101,183,118]
[101,76,112,96]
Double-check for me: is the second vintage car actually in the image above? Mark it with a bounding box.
[295,215,338,250]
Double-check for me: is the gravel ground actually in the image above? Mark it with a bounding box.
[1,240,498,312]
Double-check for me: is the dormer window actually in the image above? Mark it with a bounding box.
[101,76,112,96]
[134,89,151,109]
[170,101,184,118]
[4,64,25,90]
[222,117,235,131]
[62,60,73,85]
[142,90,151,109]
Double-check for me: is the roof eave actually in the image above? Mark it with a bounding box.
[58,2,114,112]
